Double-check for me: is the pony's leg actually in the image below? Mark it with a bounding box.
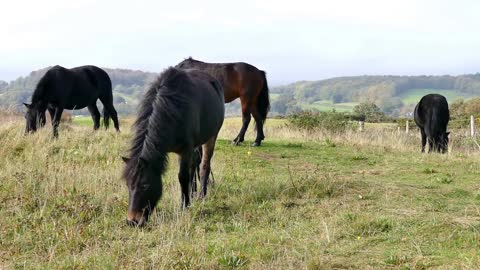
[251,109,265,147]
[427,137,434,153]
[232,108,251,145]
[48,107,55,123]
[178,151,193,208]
[88,104,101,130]
[190,147,202,194]
[106,104,120,131]
[200,136,217,198]
[420,129,427,153]
[99,96,120,132]
[52,107,64,138]
[103,103,120,131]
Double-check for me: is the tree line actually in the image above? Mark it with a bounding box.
[2,68,480,117]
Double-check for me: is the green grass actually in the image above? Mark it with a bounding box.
[1,116,480,268]
[399,89,472,105]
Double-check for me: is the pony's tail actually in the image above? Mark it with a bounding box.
[103,107,111,129]
[257,71,270,124]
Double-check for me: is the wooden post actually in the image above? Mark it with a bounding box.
[406,120,409,134]
[471,115,475,137]
[358,121,364,132]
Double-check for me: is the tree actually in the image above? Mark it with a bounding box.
[353,102,386,122]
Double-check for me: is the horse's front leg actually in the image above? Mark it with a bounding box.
[178,150,193,208]
[52,107,64,138]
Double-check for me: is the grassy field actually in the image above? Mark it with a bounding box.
[399,89,472,105]
[2,116,480,269]
[301,101,358,112]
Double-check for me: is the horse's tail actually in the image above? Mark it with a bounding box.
[257,71,270,124]
[103,107,111,129]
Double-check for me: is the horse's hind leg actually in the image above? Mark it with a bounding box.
[251,108,265,147]
[200,136,217,198]
[88,104,101,130]
[178,151,193,208]
[232,103,251,145]
[420,129,427,153]
[99,96,120,132]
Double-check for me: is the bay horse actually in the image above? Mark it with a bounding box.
[414,94,450,153]
[176,57,270,146]
[122,67,224,227]
[24,65,120,137]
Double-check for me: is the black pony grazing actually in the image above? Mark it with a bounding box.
[122,67,225,226]
[176,57,270,146]
[24,65,120,137]
[414,94,450,153]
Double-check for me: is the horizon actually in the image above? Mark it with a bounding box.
[2,65,479,87]
[2,0,480,85]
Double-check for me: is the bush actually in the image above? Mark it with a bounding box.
[353,102,387,122]
[288,111,350,132]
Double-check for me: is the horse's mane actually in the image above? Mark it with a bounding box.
[123,67,190,181]
[31,70,53,104]
[31,66,66,104]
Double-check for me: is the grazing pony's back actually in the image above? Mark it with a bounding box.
[123,67,224,226]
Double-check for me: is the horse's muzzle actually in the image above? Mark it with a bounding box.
[126,210,147,227]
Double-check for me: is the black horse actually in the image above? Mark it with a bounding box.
[414,94,450,153]
[122,67,225,226]
[24,65,120,137]
[176,57,270,146]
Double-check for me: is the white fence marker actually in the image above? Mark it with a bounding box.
[471,115,475,137]
[358,121,364,132]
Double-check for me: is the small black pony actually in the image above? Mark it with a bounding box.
[414,94,450,153]
[122,67,224,226]
[24,65,120,137]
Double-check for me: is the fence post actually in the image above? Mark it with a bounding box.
[358,121,364,132]
[471,115,475,137]
[406,120,409,134]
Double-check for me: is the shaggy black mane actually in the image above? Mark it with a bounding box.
[123,67,191,182]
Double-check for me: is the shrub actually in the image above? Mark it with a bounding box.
[352,102,387,122]
[288,111,350,132]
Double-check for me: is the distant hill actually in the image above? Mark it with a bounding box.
[271,75,480,116]
[2,67,480,117]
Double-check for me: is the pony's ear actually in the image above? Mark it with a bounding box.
[23,103,31,108]
[121,156,130,163]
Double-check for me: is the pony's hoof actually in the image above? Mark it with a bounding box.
[232,140,240,146]
[252,142,261,147]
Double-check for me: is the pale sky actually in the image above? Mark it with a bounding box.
[1,0,480,85]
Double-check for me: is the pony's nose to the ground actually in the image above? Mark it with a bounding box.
[126,218,138,227]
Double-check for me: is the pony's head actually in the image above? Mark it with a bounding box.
[122,156,162,227]
[24,103,46,134]
[437,132,450,153]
